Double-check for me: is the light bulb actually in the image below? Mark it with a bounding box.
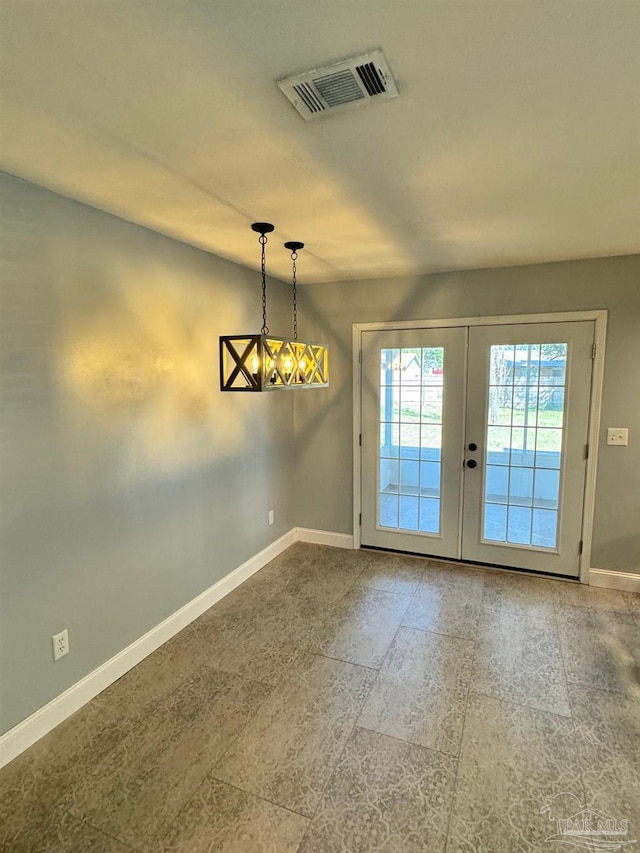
[284,356,293,372]
[251,355,260,374]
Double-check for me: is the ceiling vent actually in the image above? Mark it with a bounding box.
[277,49,398,121]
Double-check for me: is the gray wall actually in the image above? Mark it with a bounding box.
[0,172,294,734]
[295,255,640,574]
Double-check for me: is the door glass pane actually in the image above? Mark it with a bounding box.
[485,464,508,504]
[420,461,440,496]
[419,498,440,533]
[379,347,444,534]
[399,495,419,530]
[508,467,534,506]
[507,506,532,545]
[487,425,510,453]
[399,423,420,458]
[421,424,442,461]
[380,422,399,457]
[534,469,560,510]
[380,458,399,494]
[400,459,419,494]
[484,503,507,541]
[483,342,567,549]
[532,508,558,546]
[379,493,399,527]
[535,428,562,467]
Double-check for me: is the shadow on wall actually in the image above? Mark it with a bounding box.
[58,263,253,474]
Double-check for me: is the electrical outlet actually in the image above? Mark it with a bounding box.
[607,428,629,446]
[268,509,274,526]
[52,629,69,661]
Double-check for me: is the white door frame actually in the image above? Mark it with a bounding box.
[352,310,607,585]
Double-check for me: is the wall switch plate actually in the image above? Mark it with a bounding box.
[52,629,69,661]
[268,510,274,526]
[607,428,629,446]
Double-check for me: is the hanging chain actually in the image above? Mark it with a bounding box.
[260,233,268,335]
[291,250,298,341]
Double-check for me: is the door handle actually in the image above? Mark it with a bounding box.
[465,459,477,468]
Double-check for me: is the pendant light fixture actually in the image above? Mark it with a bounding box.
[219,223,329,391]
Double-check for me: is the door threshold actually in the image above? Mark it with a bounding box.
[359,545,580,583]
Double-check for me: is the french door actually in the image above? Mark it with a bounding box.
[360,320,595,577]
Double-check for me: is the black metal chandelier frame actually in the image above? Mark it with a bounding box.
[220,223,329,392]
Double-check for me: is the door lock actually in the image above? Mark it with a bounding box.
[466,459,477,468]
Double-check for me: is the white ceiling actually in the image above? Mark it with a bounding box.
[1,1,639,283]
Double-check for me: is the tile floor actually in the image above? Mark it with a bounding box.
[1,543,639,852]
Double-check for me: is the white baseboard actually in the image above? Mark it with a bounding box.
[589,567,640,594]
[295,527,354,549]
[0,528,297,770]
